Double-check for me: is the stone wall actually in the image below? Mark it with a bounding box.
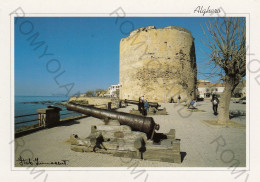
[69,97,120,109]
[119,26,197,102]
[69,97,112,106]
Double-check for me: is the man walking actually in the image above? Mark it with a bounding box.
[138,97,141,112]
[170,96,174,103]
[140,99,144,115]
[178,95,181,103]
[144,99,149,116]
[211,95,219,115]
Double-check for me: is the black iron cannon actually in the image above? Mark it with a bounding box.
[124,99,161,109]
[66,103,160,138]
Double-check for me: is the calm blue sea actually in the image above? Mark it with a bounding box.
[15,96,77,129]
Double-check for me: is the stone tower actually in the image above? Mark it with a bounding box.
[119,26,197,102]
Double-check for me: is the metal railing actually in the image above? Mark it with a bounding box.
[15,119,39,125]
[14,108,84,138]
[15,113,38,125]
[15,113,38,118]
[15,111,77,126]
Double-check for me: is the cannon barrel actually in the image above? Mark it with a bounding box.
[124,99,161,109]
[66,103,160,138]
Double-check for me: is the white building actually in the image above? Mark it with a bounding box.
[197,79,225,98]
[105,84,121,97]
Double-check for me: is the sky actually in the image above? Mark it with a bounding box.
[15,17,218,96]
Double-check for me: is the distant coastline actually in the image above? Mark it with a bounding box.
[15,96,72,129]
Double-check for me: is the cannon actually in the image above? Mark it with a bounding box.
[66,103,160,138]
[124,99,161,109]
[67,103,181,163]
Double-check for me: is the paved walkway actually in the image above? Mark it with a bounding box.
[15,100,246,167]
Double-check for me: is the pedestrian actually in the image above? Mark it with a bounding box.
[188,99,197,109]
[170,96,174,103]
[188,99,194,109]
[141,95,144,101]
[211,95,219,115]
[140,99,144,115]
[178,95,181,103]
[138,97,141,111]
[144,99,149,116]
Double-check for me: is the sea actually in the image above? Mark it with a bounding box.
[15,96,79,129]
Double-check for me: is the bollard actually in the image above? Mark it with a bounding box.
[37,107,61,128]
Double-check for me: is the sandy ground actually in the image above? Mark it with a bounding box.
[14,100,246,167]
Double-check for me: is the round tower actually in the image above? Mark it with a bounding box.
[119,26,197,102]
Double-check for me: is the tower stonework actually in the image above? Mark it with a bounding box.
[119,26,197,102]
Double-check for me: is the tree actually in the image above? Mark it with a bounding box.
[233,79,246,97]
[95,88,107,97]
[201,17,246,124]
[85,90,95,97]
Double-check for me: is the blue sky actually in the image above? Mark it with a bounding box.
[15,17,217,96]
